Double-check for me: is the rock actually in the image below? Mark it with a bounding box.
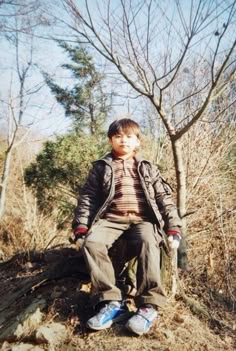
[14,305,45,338]
[0,299,46,341]
[11,343,44,351]
[35,322,67,346]
[173,313,185,323]
[1,341,11,351]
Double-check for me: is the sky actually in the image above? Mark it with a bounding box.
[0,0,235,142]
[0,24,73,139]
[0,0,140,141]
[0,29,136,141]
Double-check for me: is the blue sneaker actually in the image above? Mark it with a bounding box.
[86,301,129,330]
[125,304,158,335]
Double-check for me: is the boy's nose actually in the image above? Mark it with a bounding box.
[121,135,128,141]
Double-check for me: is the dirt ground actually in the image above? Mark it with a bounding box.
[0,248,235,351]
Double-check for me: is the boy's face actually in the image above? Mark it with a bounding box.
[109,131,140,157]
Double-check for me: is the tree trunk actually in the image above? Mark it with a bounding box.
[171,138,188,270]
[0,248,89,340]
[0,148,13,220]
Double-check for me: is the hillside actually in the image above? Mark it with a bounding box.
[0,247,235,351]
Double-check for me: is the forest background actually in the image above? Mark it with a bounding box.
[0,1,235,350]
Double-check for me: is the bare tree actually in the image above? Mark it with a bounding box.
[0,24,46,219]
[62,0,236,268]
[0,0,55,220]
[0,0,50,36]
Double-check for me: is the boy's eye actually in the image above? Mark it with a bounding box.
[113,134,135,139]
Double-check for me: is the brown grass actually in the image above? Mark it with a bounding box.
[0,125,235,350]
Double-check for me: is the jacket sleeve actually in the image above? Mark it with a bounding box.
[151,165,182,232]
[72,162,104,229]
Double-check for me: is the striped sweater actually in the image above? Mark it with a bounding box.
[103,157,151,222]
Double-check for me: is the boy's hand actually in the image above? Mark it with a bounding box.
[70,225,88,249]
[74,225,88,239]
[167,230,181,249]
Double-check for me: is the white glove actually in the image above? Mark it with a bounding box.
[167,231,181,249]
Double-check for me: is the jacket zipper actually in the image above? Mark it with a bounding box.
[90,161,115,227]
[137,163,162,229]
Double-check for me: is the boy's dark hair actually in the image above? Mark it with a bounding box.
[108,118,141,139]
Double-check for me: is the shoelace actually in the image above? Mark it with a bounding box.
[97,304,119,318]
[136,307,155,322]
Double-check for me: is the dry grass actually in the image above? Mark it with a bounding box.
[0,125,235,350]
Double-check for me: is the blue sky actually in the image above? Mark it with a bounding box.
[0,0,235,140]
[0,15,135,140]
[0,28,73,139]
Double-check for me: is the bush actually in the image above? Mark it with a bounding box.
[24,132,109,227]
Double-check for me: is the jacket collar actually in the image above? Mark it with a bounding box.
[94,152,151,166]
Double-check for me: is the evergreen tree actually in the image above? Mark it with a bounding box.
[25,42,111,226]
[44,41,109,135]
[24,133,110,227]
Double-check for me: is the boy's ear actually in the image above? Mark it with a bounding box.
[109,137,112,145]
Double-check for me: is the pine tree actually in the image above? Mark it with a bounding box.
[44,41,109,136]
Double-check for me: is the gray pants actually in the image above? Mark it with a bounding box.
[82,219,167,308]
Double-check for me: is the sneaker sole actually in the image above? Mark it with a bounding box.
[125,322,147,336]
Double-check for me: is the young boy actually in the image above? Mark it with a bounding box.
[72,118,182,335]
